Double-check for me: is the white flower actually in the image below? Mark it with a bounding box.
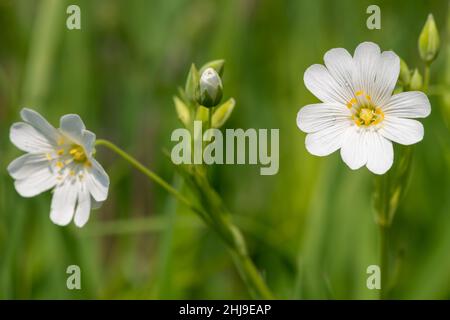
[8,108,110,227]
[297,42,431,174]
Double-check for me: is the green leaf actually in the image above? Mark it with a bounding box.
[185,63,200,102]
[212,98,235,128]
[199,59,225,77]
[173,96,190,127]
[195,105,209,122]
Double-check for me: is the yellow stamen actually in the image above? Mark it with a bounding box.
[56,161,64,169]
[372,108,385,125]
[69,145,87,163]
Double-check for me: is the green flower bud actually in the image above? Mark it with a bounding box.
[409,68,423,91]
[399,58,411,86]
[418,14,440,63]
[198,67,223,108]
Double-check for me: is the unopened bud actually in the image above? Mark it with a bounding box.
[409,69,423,91]
[399,59,411,86]
[418,14,440,63]
[198,68,223,108]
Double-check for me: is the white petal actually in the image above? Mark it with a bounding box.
[10,122,54,153]
[50,182,78,226]
[379,116,424,145]
[304,64,352,104]
[383,91,431,118]
[366,132,394,175]
[324,48,356,94]
[8,153,50,180]
[305,121,351,156]
[297,103,351,133]
[60,114,86,144]
[82,130,96,155]
[371,51,400,106]
[74,185,91,228]
[20,108,58,145]
[340,126,370,170]
[353,42,381,93]
[13,164,57,198]
[85,158,109,202]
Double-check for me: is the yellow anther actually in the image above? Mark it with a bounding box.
[46,153,52,161]
[56,161,64,169]
[57,137,65,146]
[69,145,87,163]
[355,90,363,96]
[57,149,64,156]
[347,98,357,109]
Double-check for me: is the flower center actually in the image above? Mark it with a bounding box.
[69,144,87,163]
[346,90,384,127]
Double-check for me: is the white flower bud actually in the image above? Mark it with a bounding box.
[198,68,223,108]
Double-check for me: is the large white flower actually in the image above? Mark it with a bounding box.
[296,42,431,174]
[7,108,109,227]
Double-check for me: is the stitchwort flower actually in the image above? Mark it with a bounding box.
[8,108,109,227]
[297,42,431,174]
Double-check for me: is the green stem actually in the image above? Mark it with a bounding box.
[423,64,431,93]
[379,224,389,299]
[208,107,213,130]
[95,139,194,211]
[229,249,274,299]
[374,174,391,299]
[95,139,274,299]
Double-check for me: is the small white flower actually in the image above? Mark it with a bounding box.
[8,108,109,227]
[297,42,431,174]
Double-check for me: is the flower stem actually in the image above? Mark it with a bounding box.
[379,223,389,299]
[208,107,213,130]
[374,174,391,299]
[95,139,194,211]
[94,139,274,299]
[423,64,431,93]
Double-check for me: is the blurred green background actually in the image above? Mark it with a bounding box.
[0,0,449,299]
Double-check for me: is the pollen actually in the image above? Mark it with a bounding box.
[69,144,87,163]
